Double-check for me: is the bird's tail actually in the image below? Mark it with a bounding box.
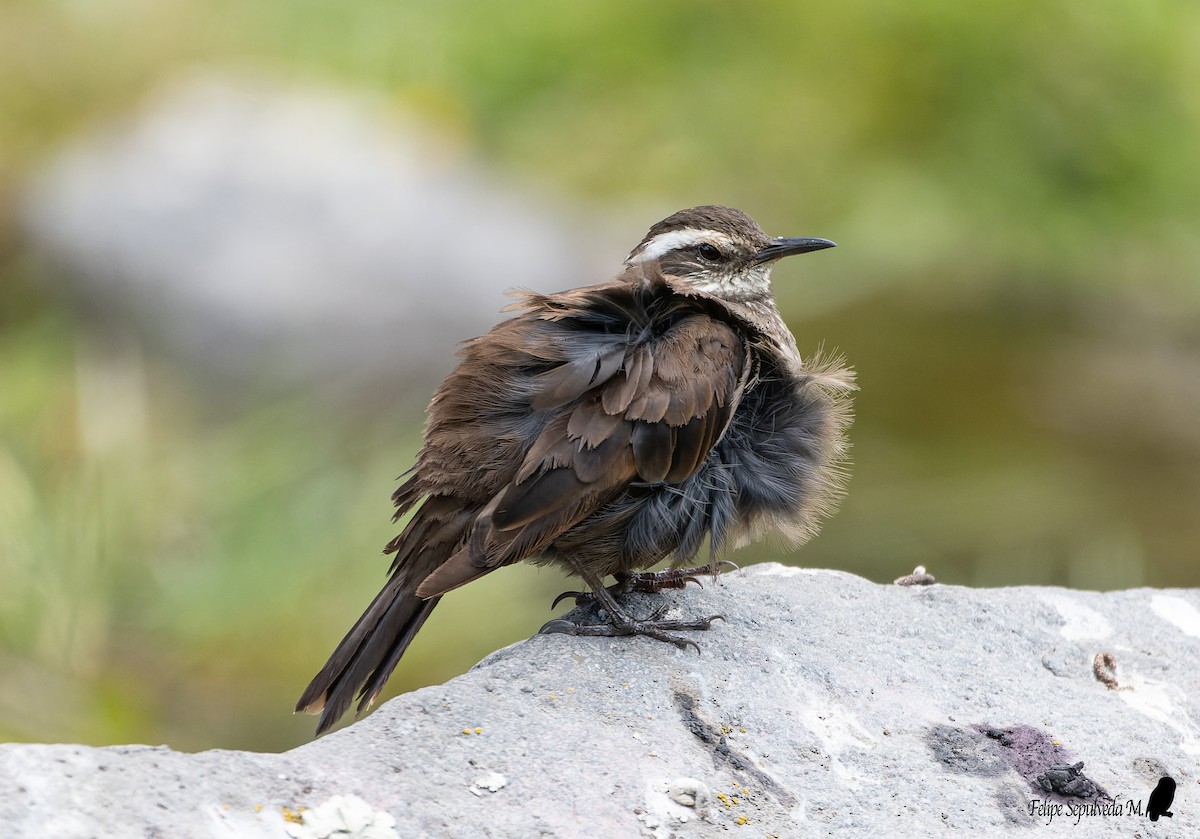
[295,578,441,735]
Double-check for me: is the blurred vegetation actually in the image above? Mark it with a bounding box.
[2,0,1199,751]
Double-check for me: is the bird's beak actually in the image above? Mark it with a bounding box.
[753,237,836,264]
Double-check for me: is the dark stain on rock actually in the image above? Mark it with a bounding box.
[1034,761,1104,799]
[672,689,795,808]
[926,723,1111,807]
[976,724,1110,803]
[924,724,1008,776]
[994,783,1038,826]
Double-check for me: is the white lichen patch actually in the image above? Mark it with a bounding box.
[283,794,398,839]
[1150,594,1200,638]
[799,704,878,791]
[1040,594,1113,640]
[469,771,508,796]
[640,776,716,836]
[1118,678,1200,757]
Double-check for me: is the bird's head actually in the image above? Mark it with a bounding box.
[624,205,835,302]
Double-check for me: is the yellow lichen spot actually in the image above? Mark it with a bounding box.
[254,804,263,813]
[463,728,472,735]
[739,727,747,733]
[282,807,306,824]
[741,787,749,795]
[732,797,740,805]
[550,694,557,700]
[736,816,748,825]
[474,727,482,735]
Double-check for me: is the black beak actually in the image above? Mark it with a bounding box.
[753,237,836,264]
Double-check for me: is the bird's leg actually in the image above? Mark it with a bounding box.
[540,563,723,653]
[548,573,636,609]
[549,560,737,608]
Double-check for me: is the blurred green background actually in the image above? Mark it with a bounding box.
[2,0,1198,752]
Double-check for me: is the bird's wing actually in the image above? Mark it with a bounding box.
[414,308,748,597]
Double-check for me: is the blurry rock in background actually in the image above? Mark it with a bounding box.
[21,74,620,400]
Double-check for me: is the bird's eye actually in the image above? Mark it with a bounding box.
[696,243,722,261]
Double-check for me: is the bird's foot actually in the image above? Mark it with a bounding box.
[542,562,725,651]
[548,560,737,608]
[620,560,738,593]
[539,609,723,653]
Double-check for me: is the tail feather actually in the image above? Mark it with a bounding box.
[296,578,441,735]
[355,592,441,714]
[300,491,476,735]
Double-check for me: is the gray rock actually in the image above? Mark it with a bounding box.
[21,74,622,394]
[2,563,1197,837]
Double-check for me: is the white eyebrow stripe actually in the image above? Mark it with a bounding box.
[628,228,734,263]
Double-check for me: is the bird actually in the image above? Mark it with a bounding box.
[296,205,854,734]
[1147,775,1175,821]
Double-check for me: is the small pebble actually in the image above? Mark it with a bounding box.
[667,778,710,809]
[894,565,936,586]
[470,772,508,795]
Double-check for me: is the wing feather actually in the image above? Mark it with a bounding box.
[632,421,675,483]
[416,302,748,598]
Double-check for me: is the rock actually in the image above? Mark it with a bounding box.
[469,771,507,796]
[1,563,1197,837]
[20,74,621,395]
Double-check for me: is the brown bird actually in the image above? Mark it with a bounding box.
[296,205,854,734]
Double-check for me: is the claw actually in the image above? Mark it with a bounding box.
[538,618,581,636]
[673,637,702,654]
[550,590,592,610]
